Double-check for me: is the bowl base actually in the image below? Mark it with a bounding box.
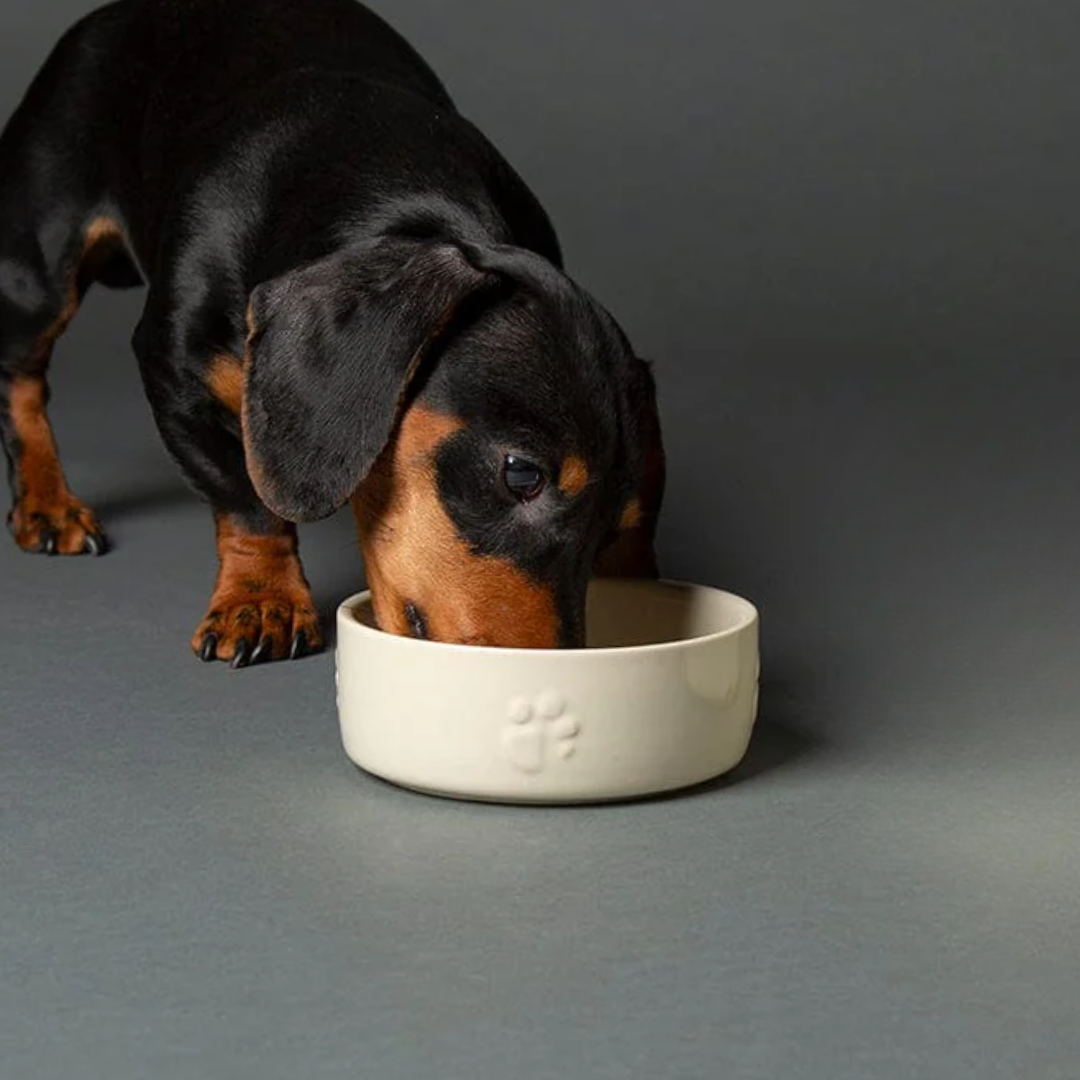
[350,761,740,807]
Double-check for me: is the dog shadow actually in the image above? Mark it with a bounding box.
[514,664,824,810]
[671,668,824,800]
[93,476,197,524]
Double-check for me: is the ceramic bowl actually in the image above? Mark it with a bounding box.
[335,579,759,804]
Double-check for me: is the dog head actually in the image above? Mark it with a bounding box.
[242,228,664,648]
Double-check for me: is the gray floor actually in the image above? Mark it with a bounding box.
[4,0,1080,1077]
[3,291,1078,1079]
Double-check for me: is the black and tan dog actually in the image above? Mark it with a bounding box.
[0,0,665,665]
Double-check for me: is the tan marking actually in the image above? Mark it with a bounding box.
[558,454,589,497]
[191,515,323,661]
[207,353,244,414]
[352,404,559,647]
[594,401,666,579]
[10,376,64,502]
[7,376,101,553]
[26,217,130,368]
[618,497,642,532]
[77,216,130,295]
[7,217,133,551]
[83,216,125,251]
[30,287,80,369]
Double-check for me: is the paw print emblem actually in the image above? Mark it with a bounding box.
[501,690,581,774]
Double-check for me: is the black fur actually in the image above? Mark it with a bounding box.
[243,235,497,522]
[0,0,664,656]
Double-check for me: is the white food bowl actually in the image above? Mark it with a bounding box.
[335,579,760,804]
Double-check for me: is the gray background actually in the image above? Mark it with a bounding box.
[2,1,1078,1077]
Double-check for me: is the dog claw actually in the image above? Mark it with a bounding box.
[83,532,105,556]
[230,638,253,669]
[39,530,58,555]
[199,634,218,662]
[251,635,274,665]
[289,630,308,660]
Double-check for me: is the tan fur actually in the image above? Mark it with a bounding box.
[7,218,135,551]
[191,515,323,660]
[83,216,125,251]
[29,219,123,364]
[618,497,642,532]
[9,377,60,496]
[594,419,665,579]
[558,454,589,497]
[7,376,100,552]
[206,354,244,414]
[352,404,559,646]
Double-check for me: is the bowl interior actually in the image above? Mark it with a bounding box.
[583,579,754,648]
[344,579,755,652]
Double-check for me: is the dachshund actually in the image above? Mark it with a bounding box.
[0,0,665,666]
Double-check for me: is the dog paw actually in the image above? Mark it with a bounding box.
[8,494,107,556]
[192,588,324,668]
[501,690,581,773]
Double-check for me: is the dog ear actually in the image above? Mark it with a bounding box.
[594,356,666,579]
[242,240,493,522]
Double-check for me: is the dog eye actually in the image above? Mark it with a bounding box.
[503,455,545,501]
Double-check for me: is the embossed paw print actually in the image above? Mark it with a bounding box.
[501,690,581,773]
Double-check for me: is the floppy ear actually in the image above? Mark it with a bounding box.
[242,240,493,522]
[594,356,666,578]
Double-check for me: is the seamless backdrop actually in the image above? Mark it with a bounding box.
[1,2,1078,1079]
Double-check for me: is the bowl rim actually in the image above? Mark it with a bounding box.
[336,578,758,660]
